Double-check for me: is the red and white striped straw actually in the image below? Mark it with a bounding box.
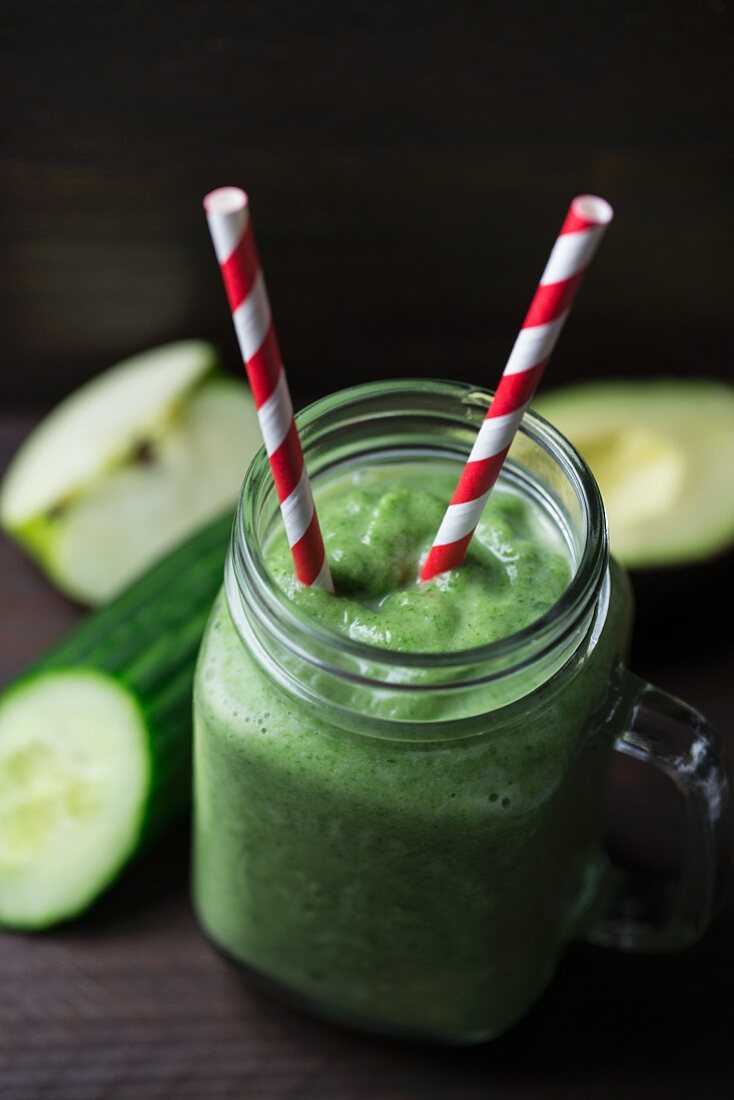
[204,187,333,591]
[420,194,614,582]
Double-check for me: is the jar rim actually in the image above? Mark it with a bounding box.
[229,378,608,680]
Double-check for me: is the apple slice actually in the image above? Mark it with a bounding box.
[1,342,260,604]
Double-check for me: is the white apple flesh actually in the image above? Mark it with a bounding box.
[1,342,260,604]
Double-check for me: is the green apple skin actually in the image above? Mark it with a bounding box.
[3,377,259,605]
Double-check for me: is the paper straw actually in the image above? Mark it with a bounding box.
[204,187,333,590]
[420,194,614,582]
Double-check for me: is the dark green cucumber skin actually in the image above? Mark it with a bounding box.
[23,512,233,851]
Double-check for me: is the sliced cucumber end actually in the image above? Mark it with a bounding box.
[0,670,150,930]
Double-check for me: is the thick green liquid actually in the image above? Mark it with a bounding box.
[193,461,632,1042]
[266,463,571,651]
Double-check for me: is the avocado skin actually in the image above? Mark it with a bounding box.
[628,551,734,663]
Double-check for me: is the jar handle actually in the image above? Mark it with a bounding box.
[585,673,729,952]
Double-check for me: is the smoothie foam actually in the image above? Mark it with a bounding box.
[265,463,571,652]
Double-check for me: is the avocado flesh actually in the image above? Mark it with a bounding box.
[534,381,734,569]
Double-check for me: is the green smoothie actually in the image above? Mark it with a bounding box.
[266,464,570,651]
[193,459,632,1042]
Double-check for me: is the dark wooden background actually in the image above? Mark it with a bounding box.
[1,0,732,410]
[1,3,733,1097]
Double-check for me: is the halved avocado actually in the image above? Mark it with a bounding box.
[534,380,734,569]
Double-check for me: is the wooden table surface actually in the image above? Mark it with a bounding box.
[1,414,732,1100]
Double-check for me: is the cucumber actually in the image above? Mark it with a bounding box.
[0,513,232,930]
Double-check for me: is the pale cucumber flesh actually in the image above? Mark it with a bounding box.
[0,670,150,930]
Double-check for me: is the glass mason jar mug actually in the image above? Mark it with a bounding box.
[192,380,729,1045]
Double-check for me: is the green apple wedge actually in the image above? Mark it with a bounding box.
[534,380,734,569]
[0,341,260,604]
